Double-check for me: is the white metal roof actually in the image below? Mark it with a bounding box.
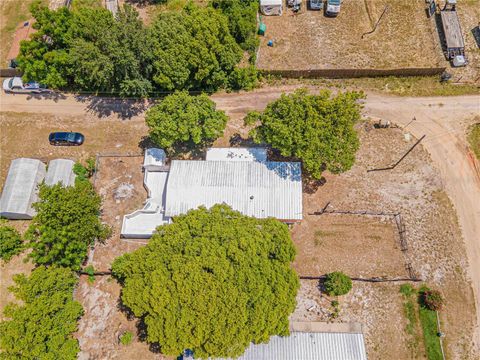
[216,332,367,360]
[260,0,283,6]
[143,148,166,169]
[121,171,170,238]
[206,148,267,162]
[45,159,75,187]
[0,158,46,219]
[164,160,302,221]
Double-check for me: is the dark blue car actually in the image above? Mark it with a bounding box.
[49,132,85,146]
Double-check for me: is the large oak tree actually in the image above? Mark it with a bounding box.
[112,205,299,358]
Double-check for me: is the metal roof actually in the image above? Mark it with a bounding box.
[143,148,166,169]
[441,11,465,49]
[0,158,46,219]
[45,159,75,187]
[217,332,367,360]
[164,160,302,221]
[206,148,267,162]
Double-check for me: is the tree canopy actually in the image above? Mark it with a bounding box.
[112,204,299,358]
[0,224,23,262]
[17,1,256,95]
[145,91,228,149]
[0,266,83,360]
[247,89,364,179]
[25,181,110,270]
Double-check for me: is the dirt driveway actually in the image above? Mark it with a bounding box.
[1,88,479,351]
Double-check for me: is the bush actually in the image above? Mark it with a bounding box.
[0,224,23,262]
[420,289,443,311]
[119,331,133,345]
[324,271,352,296]
[400,283,416,297]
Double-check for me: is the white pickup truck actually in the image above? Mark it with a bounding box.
[325,0,341,16]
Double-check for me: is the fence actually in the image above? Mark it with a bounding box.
[0,68,22,77]
[260,67,446,79]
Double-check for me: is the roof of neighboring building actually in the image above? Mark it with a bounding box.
[216,332,367,360]
[143,148,167,169]
[260,0,283,5]
[164,160,302,221]
[0,158,46,219]
[45,159,76,187]
[206,148,268,162]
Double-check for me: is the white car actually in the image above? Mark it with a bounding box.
[3,77,48,94]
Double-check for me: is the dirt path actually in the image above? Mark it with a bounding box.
[1,88,479,349]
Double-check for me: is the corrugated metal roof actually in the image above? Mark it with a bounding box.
[216,332,367,360]
[0,158,46,219]
[164,160,302,221]
[206,148,268,162]
[45,159,75,187]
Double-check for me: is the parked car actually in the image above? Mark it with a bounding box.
[325,0,341,16]
[3,77,48,94]
[310,0,323,10]
[49,132,85,146]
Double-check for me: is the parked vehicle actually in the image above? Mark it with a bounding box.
[310,0,323,10]
[49,132,85,146]
[325,0,341,16]
[2,77,48,94]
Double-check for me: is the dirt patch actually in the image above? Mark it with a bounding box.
[290,123,476,359]
[257,0,443,70]
[292,215,407,278]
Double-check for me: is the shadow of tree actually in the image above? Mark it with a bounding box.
[74,95,154,120]
[229,133,257,147]
[303,176,327,194]
[26,91,67,102]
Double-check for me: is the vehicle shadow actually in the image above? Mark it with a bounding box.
[74,94,155,120]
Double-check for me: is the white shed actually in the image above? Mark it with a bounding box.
[143,148,167,171]
[45,159,76,187]
[0,158,46,219]
[260,0,283,16]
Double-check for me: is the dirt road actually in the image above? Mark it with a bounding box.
[1,88,479,348]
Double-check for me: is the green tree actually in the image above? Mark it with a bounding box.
[0,224,23,262]
[211,0,259,53]
[324,271,352,296]
[112,204,299,358]
[247,89,364,179]
[149,5,242,91]
[146,91,228,149]
[0,266,83,360]
[25,181,110,270]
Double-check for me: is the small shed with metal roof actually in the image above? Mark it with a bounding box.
[45,159,76,187]
[0,158,46,219]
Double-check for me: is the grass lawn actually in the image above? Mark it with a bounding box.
[419,307,443,360]
[468,123,480,160]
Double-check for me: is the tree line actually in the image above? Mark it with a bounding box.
[18,0,259,96]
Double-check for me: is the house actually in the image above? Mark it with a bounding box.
[260,0,283,16]
[121,148,302,239]
[0,158,46,219]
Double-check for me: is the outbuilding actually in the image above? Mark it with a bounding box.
[260,0,283,16]
[45,159,76,187]
[0,158,46,219]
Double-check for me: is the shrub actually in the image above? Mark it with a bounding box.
[400,283,416,297]
[0,224,23,262]
[119,331,133,345]
[85,265,95,283]
[420,289,443,311]
[324,271,352,296]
